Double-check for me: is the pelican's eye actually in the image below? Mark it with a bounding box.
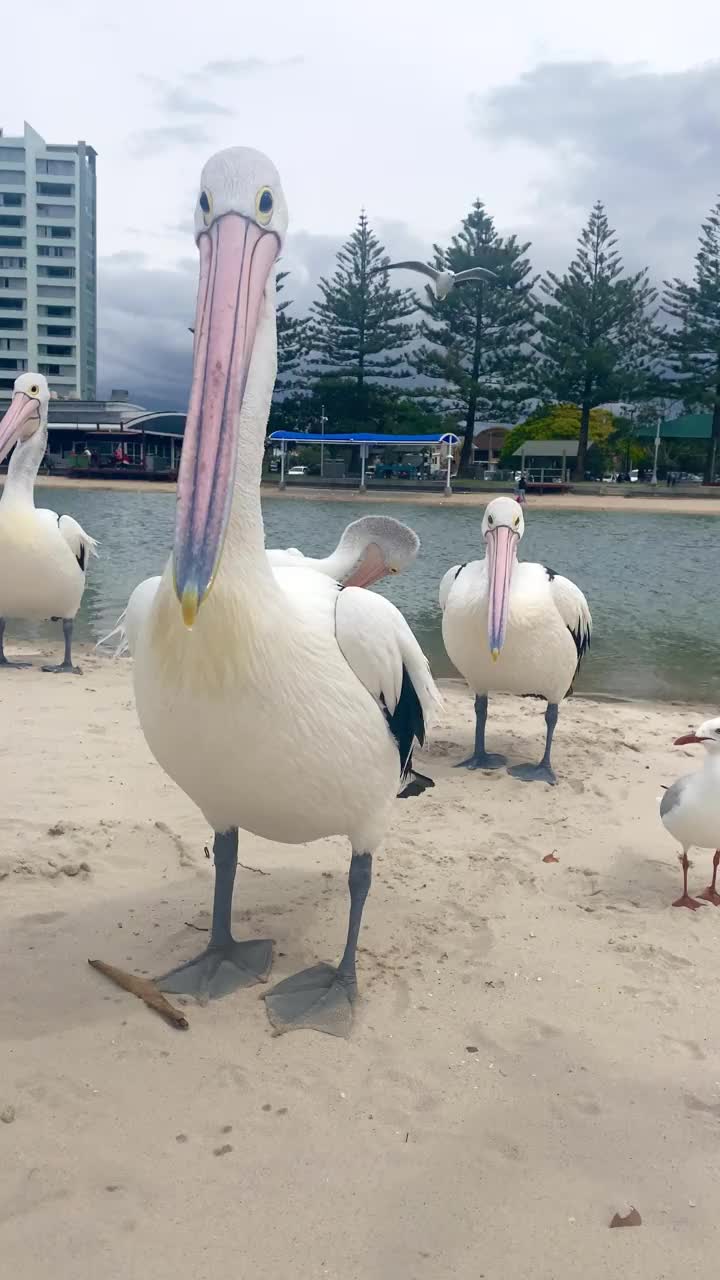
[487,515,494,526]
[513,516,520,528]
[388,566,398,574]
[29,384,39,395]
[199,190,212,223]
[256,187,274,225]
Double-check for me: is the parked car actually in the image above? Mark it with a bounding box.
[288,465,309,476]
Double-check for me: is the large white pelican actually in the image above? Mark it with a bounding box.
[127,147,440,1037]
[439,496,591,785]
[0,373,97,673]
[660,717,720,910]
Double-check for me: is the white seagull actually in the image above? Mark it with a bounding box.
[125,146,440,1038]
[374,261,498,299]
[660,717,720,910]
[0,372,97,673]
[439,496,591,785]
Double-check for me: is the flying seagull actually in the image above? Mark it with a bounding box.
[372,261,499,300]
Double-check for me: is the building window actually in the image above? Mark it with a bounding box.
[0,236,24,248]
[36,182,75,198]
[0,257,25,268]
[39,325,74,337]
[36,158,75,176]
[39,363,76,377]
[0,169,25,184]
[0,278,26,290]
[38,265,76,279]
[0,193,23,208]
[40,305,74,318]
[40,344,75,357]
[0,357,27,370]
[0,296,25,309]
[36,204,75,219]
[0,317,25,330]
[37,285,75,298]
[37,245,75,259]
[0,337,26,351]
[51,226,74,239]
[0,215,25,228]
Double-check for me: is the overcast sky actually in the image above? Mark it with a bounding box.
[4,0,720,406]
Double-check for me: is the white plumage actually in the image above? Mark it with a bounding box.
[125,146,440,1037]
[659,717,720,909]
[0,373,97,672]
[440,496,591,784]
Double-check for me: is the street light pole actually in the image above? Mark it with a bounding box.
[319,403,327,479]
[651,417,661,486]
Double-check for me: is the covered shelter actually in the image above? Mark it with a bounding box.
[513,438,579,483]
[267,430,460,492]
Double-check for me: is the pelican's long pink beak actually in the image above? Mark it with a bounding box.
[0,394,40,464]
[173,214,279,626]
[486,525,518,659]
[342,542,387,588]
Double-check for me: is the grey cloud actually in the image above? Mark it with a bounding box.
[160,85,232,116]
[198,55,304,78]
[472,60,720,279]
[98,256,197,408]
[129,123,212,157]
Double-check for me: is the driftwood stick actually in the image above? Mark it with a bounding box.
[88,958,189,1030]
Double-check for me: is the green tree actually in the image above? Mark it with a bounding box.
[663,197,720,482]
[276,270,309,383]
[500,402,616,461]
[309,211,415,390]
[535,201,659,480]
[411,200,537,476]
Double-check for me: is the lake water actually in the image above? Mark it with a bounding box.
[20,487,720,706]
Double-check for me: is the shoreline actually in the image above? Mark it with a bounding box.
[10,473,720,515]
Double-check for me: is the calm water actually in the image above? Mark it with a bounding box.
[22,488,720,705]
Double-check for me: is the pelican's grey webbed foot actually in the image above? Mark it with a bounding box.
[265,850,372,1037]
[0,619,31,669]
[508,702,559,786]
[42,619,82,674]
[156,829,273,1002]
[455,694,507,770]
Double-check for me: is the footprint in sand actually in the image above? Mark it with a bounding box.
[663,1036,706,1062]
[685,1094,720,1118]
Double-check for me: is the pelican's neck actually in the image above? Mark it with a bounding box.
[1,424,46,507]
[215,272,277,592]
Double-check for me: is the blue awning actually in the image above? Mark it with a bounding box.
[268,431,458,445]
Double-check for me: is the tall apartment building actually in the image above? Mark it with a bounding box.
[0,121,97,398]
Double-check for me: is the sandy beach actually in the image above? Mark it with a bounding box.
[2,650,720,1277]
[6,473,720,515]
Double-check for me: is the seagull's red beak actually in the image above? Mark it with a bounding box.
[673,733,702,745]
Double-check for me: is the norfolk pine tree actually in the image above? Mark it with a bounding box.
[411,201,536,476]
[534,201,658,481]
[663,197,720,483]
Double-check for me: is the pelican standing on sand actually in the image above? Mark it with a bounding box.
[127,146,440,1037]
[0,373,97,672]
[660,717,720,910]
[439,496,591,784]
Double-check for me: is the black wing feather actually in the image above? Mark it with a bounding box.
[380,665,434,797]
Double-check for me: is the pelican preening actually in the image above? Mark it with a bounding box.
[440,496,591,785]
[127,147,440,1037]
[374,260,499,299]
[660,719,720,910]
[0,373,97,673]
[105,514,420,657]
[266,514,420,586]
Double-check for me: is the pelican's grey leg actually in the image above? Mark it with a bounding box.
[455,695,507,770]
[265,850,372,1037]
[0,618,32,669]
[508,701,559,785]
[42,619,82,674]
[157,828,273,1001]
